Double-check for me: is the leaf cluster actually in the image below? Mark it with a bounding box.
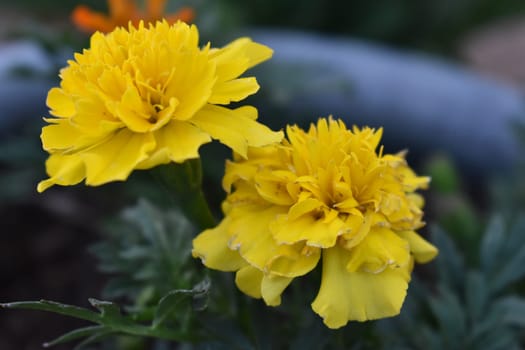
[379,216,525,350]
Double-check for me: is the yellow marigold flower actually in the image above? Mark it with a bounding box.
[72,0,195,33]
[192,117,438,329]
[37,21,282,192]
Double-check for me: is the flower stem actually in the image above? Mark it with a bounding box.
[151,160,216,230]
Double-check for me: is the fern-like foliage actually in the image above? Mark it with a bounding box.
[378,216,525,350]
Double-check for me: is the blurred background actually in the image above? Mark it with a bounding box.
[2,0,525,349]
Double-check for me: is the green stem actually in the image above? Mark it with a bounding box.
[151,160,216,230]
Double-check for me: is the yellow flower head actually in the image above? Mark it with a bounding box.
[192,117,438,329]
[38,21,282,192]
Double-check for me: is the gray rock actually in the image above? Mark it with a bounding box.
[249,29,525,175]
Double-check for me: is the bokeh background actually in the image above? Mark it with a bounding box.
[2,0,525,349]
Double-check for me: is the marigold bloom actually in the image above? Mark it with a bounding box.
[38,21,282,192]
[72,0,194,33]
[193,117,438,329]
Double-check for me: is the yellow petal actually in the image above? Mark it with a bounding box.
[81,130,156,185]
[227,205,287,269]
[345,227,410,274]
[116,86,153,132]
[261,274,293,306]
[191,105,283,158]
[47,87,75,118]
[211,38,273,82]
[192,217,247,271]
[37,154,86,192]
[254,170,297,206]
[41,119,88,152]
[235,265,294,306]
[137,120,211,169]
[235,265,263,299]
[270,212,346,248]
[397,231,438,263]
[311,245,411,328]
[208,77,260,104]
[267,243,320,277]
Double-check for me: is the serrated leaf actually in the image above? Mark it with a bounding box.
[479,215,525,294]
[494,296,525,327]
[119,246,152,260]
[490,245,525,294]
[152,279,210,329]
[502,216,525,254]
[42,325,106,347]
[72,329,115,350]
[1,300,101,323]
[88,299,122,320]
[480,216,505,275]
[428,285,466,346]
[431,226,465,291]
[465,271,488,322]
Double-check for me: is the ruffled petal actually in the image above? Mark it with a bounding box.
[191,105,283,158]
[261,274,293,306]
[397,231,438,263]
[137,120,211,169]
[37,154,86,192]
[210,38,273,82]
[235,265,263,299]
[208,77,260,105]
[81,130,156,185]
[270,210,346,248]
[345,227,410,274]
[192,216,247,271]
[41,119,89,152]
[46,87,76,118]
[311,245,411,328]
[227,205,287,269]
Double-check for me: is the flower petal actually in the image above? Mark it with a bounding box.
[41,119,89,152]
[46,87,76,118]
[235,265,263,299]
[192,217,247,271]
[270,211,346,248]
[37,154,86,192]
[261,274,293,306]
[211,38,273,82]
[191,105,283,158]
[208,77,260,104]
[227,205,287,269]
[397,231,438,263]
[311,245,411,328]
[346,227,410,274]
[137,120,211,169]
[235,266,294,306]
[81,130,156,185]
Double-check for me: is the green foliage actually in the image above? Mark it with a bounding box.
[1,199,212,349]
[378,216,525,350]
[92,199,200,304]
[1,281,209,349]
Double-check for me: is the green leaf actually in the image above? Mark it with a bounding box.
[488,217,525,293]
[152,279,210,329]
[72,329,115,350]
[494,296,525,327]
[428,285,467,347]
[431,226,465,291]
[480,216,505,275]
[1,300,101,323]
[43,325,107,347]
[465,271,488,322]
[88,299,122,320]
